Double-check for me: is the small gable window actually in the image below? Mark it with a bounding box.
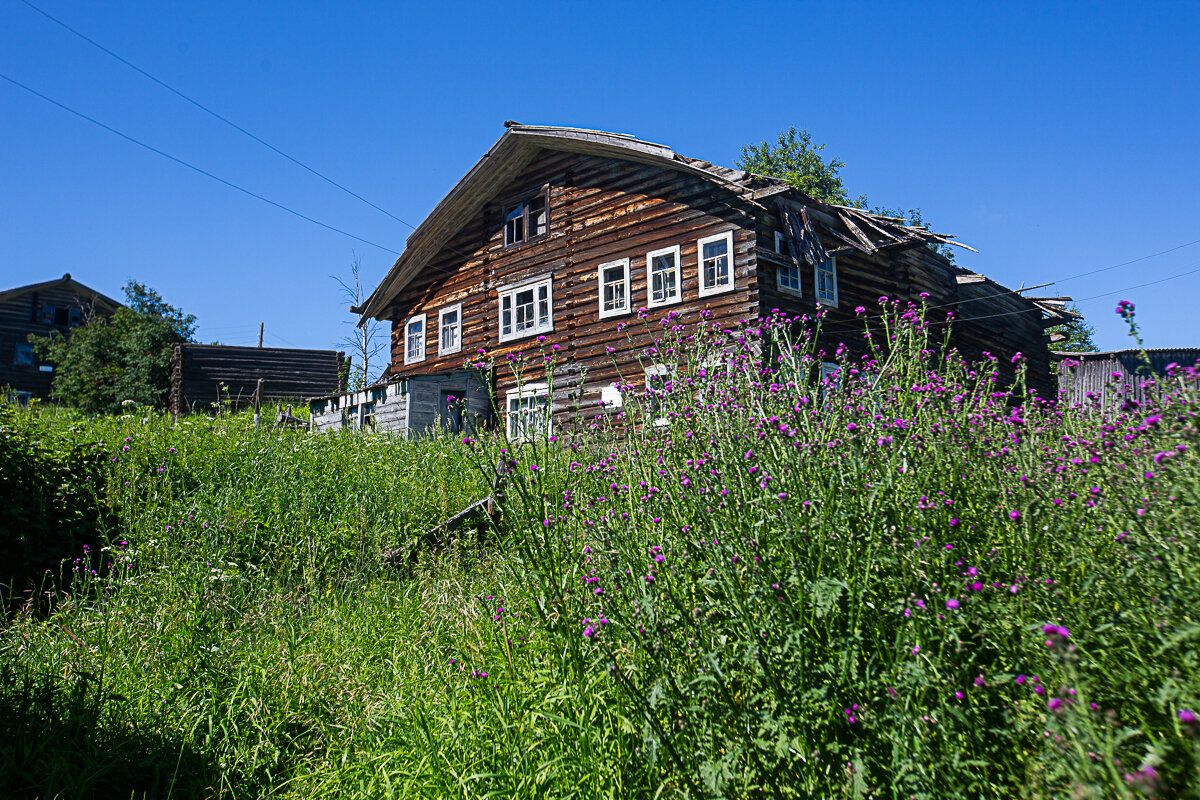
[597,258,631,319]
[41,305,82,327]
[503,190,548,246]
[646,245,681,308]
[404,313,426,365]
[499,277,553,342]
[439,304,462,356]
[698,231,734,297]
[814,257,838,306]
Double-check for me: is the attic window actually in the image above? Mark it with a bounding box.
[41,305,82,327]
[503,189,548,246]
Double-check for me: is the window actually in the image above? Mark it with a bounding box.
[774,232,802,294]
[40,305,82,327]
[597,258,631,319]
[404,313,426,365]
[646,245,681,308]
[498,277,553,342]
[503,190,548,246]
[698,231,735,297]
[14,343,34,366]
[821,362,841,389]
[644,364,672,426]
[814,257,838,306]
[439,304,462,356]
[506,383,550,442]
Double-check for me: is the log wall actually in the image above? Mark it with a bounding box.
[169,344,345,415]
[384,150,760,425]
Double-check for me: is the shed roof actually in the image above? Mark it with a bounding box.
[0,273,123,311]
[357,123,973,322]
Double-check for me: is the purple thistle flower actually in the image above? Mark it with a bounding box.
[946,599,960,610]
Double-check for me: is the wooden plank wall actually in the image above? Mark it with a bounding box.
[170,344,345,415]
[752,204,1057,396]
[0,285,114,399]
[1058,349,1200,409]
[383,150,760,426]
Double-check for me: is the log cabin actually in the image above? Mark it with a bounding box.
[0,273,122,402]
[313,123,1072,436]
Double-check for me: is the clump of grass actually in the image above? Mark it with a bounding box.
[1,302,1198,798]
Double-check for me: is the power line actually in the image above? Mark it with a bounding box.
[17,0,416,231]
[1,71,401,255]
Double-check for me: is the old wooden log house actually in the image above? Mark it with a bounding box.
[311,123,1073,436]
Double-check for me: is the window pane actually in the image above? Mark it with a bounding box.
[537,285,549,326]
[515,288,535,331]
[651,253,677,303]
[529,195,547,237]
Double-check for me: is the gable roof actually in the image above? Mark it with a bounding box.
[358,123,973,322]
[0,273,123,311]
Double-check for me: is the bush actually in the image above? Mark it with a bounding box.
[0,406,112,611]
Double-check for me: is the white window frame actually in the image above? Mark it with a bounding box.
[498,276,554,343]
[697,231,735,298]
[597,258,631,319]
[438,304,463,356]
[814,257,839,307]
[404,313,426,365]
[505,383,550,442]
[645,245,682,308]
[774,231,802,295]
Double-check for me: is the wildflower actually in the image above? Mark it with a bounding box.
[1008,510,1020,521]
[946,599,960,610]
[1048,697,1064,712]
[1179,708,1198,723]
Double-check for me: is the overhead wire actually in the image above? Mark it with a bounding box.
[17,0,417,231]
[1,72,401,256]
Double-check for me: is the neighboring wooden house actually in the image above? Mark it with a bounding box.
[339,123,1071,437]
[0,273,122,401]
[169,344,346,415]
[1056,348,1200,408]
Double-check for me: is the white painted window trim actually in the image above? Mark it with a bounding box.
[645,244,682,308]
[497,276,554,343]
[505,382,551,442]
[815,256,839,307]
[438,303,463,356]
[697,230,735,298]
[404,313,426,365]
[597,257,631,319]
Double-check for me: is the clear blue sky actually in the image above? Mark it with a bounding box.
[2,0,1197,356]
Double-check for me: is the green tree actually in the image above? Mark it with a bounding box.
[737,127,864,206]
[31,281,197,413]
[1046,304,1098,352]
[738,127,954,262]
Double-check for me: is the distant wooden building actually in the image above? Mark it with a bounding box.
[1056,348,1200,408]
[169,344,346,415]
[329,123,1071,437]
[0,273,122,401]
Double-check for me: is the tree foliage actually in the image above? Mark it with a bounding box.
[31,281,197,413]
[1046,304,1098,352]
[737,127,864,207]
[738,126,954,262]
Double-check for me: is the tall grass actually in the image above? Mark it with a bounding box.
[1,301,1198,798]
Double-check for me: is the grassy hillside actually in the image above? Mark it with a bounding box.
[2,305,1198,798]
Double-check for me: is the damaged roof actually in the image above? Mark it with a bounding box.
[358,123,977,322]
